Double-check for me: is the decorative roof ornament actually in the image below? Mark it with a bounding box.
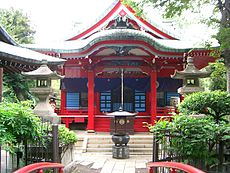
[171,56,210,95]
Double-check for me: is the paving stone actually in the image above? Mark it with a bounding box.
[100,160,116,173]
[123,167,135,173]
[80,160,94,166]
[135,162,147,169]
[111,161,126,173]
[91,159,106,169]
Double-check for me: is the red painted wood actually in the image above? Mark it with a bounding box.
[13,162,64,173]
[134,117,151,132]
[60,91,66,114]
[74,117,85,123]
[59,107,174,131]
[67,1,121,40]
[94,117,110,132]
[147,162,206,173]
[170,168,177,173]
[150,70,157,125]
[65,117,69,128]
[95,92,100,114]
[87,70,95,131]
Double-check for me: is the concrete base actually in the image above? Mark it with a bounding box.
[112,145,129,159]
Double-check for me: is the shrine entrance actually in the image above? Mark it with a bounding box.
[112,86,134,112]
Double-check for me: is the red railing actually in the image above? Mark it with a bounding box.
[156,106,176,118]
[147,162,206,173]
[13,162,64,173]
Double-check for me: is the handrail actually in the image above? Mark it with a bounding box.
[147,162,206,173]
[13,162,64,173]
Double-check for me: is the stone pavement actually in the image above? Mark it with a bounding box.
[64,153,151,173]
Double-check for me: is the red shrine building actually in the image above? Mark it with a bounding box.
[26,0,214,132]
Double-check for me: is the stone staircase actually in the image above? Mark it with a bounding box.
[74,133,153,155]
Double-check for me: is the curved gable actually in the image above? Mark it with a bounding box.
[67,0,178,41]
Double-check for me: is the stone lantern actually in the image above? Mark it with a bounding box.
[171,56,210,95]
[22,60,63,123]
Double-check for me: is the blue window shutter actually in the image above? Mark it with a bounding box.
[100,91,111,112]
[134,90,146,112]
[66,92,80,109]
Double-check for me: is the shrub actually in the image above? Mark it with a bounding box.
[179,91,230,123]
[0,101,42,152]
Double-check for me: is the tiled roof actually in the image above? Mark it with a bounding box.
[25,29,202,56]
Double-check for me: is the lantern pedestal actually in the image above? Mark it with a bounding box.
[112,145,129,159]
[30,87,60,124]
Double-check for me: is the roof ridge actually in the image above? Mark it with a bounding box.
[0,25,18,45]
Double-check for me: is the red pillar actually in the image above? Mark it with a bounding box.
[87,70,95,132]
[60,91,66,114]
[150,70,157,125]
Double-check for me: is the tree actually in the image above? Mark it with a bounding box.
[0,8,35,43]
[0,8,35,101]
[138,0,230,92]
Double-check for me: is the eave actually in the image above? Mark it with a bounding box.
[24,29,202,58]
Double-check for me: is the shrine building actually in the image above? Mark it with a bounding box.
[25,0,215,132]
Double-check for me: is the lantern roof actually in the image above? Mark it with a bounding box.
[106,109,136,117]
[171,57,210,79]
[22,60,64,79]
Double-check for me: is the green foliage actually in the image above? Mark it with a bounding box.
[179,91,230,122]
[0,8,35,44]
[151,115,218,163]
[58,125,77,160]
[208,59,227,91]
[58,125,78,147]
[0,101,42,152]
[3,73,34,102]
[216,26,230,50]
[121,0,145,18]
[142,0,210,18]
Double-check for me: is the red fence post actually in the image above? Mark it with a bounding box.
[59,168,64,173]
[37,169,43,173]
[170,168,177,173]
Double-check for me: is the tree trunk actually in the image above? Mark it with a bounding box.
[221,0,230,92]
[227,64,230,92]
[224,49,230,92]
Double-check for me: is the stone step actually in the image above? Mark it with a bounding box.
[86,147,153,152]
[87,139,153,144]
[86,147,152,154]
[87,143,153,148]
